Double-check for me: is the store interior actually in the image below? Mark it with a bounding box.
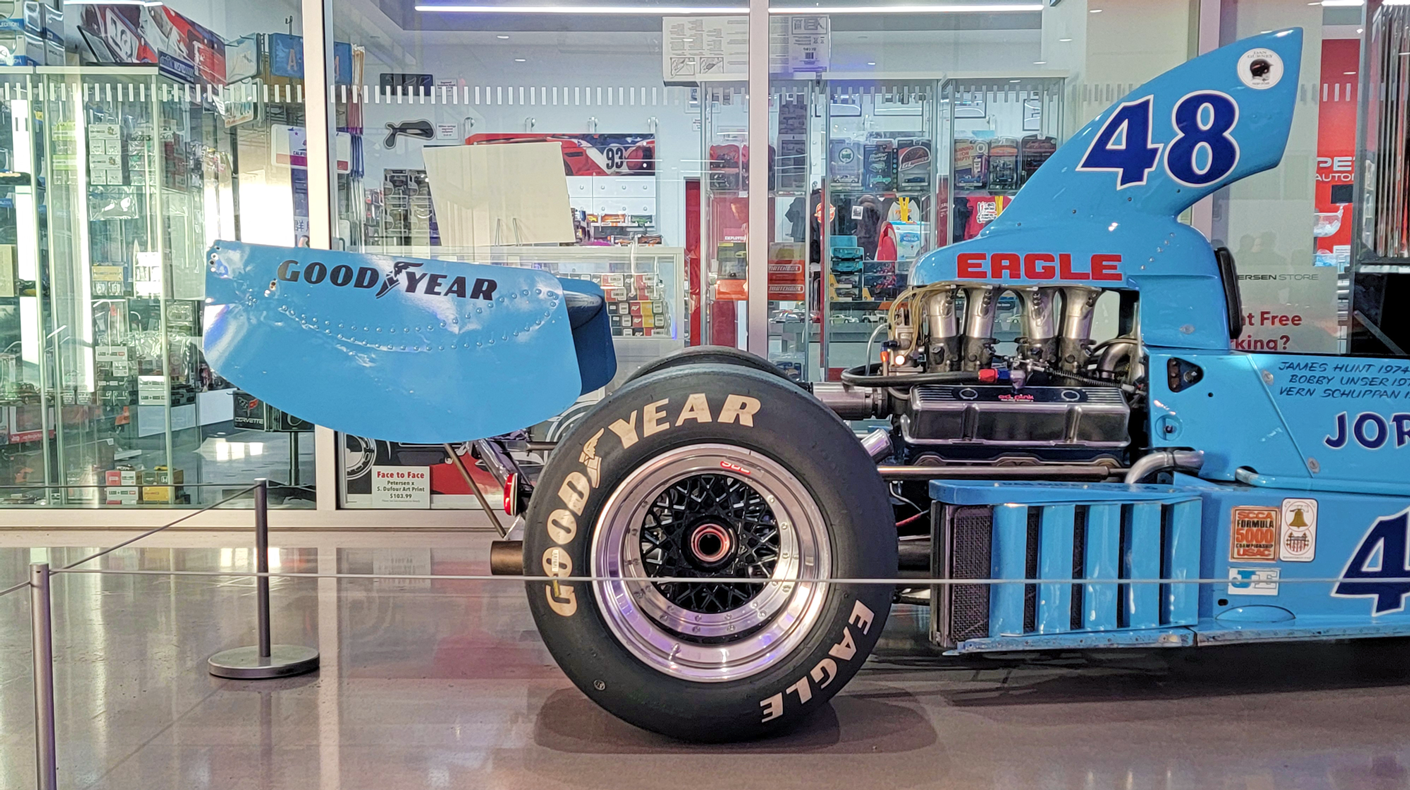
[0,0,1374,510]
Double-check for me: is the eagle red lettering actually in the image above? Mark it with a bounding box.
[1091,254,1122,281]
[954,252,1122,281]
[991,253,1021,279]
[1059,253,1089,280]
[1023,252,1057,279]
[957,252,986,279]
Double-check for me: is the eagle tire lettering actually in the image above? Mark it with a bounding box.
[759,601,875,724]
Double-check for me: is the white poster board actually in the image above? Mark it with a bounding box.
[422,142,575,247]
[663,16,748,82]
[371,465,431,509]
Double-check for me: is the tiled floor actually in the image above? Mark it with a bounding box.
[3,532,1410,789]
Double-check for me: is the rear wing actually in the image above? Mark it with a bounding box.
[203,242,615,443]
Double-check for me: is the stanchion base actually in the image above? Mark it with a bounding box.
[208,645,320,679]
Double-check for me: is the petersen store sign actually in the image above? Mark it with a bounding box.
[956,252,1123,282]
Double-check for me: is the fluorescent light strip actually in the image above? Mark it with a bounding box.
[416,2,1042,12]
[1318,0,1364,6]
[772,4,1041,11]
[417,5,745,12]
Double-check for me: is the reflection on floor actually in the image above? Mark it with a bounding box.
[3,534,1410,789]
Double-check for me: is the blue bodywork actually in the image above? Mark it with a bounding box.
[203,242,615,442]
[917,30,1410,653]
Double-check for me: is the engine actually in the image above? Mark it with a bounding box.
[814,282,1143,469]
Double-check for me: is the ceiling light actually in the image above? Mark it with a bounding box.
[1033,60,1046,64]
[1089,7,1101,12]
[418,4,746,13]
[771,3,1043,13]
[867,61,876,66]
[421,1,1045,11]
[515,57,527,61]
[1058,37,1072,42]
[1320,0,1364,6]
[1344,70,1356,74]
[1009,78,1020,82]
[496,34,510,38]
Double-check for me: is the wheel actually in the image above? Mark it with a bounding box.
[625,345,788,384]
[524,364,896,741]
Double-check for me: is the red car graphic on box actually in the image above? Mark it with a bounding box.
[464,133,654,177]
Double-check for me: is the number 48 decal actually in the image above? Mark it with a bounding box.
[1078,91,1241,189]
[1335,510,1410,615]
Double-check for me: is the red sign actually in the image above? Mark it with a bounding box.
[956,252,1122,282]
[1314,39,1360,266]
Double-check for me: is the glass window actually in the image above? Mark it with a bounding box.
[0,0,315,507]
[329,3,746,507]
[765,1,1193,382]
[1213,0,1348,355]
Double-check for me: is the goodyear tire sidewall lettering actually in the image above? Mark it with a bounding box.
[522,364,896,740]
[532,378,768,619]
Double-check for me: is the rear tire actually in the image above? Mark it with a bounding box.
[524,365,895,741]
[625,345,787,383]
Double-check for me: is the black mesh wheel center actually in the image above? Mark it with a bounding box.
[639,473,781,614]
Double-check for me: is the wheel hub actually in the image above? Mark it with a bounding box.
[689,522,734,566]
[638,473,781,615]
[591,445,832,682]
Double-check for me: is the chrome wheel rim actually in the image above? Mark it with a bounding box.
[591,444,831,683]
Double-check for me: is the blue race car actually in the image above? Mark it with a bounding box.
[206,28,1410,742]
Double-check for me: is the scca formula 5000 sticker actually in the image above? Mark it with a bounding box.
[1230,506,1278,562]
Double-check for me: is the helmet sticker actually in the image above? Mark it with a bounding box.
[1238,48,1284,90]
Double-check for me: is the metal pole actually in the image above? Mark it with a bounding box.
[254,478,271,659]
[30,563,57,790]
[208,480,319,679]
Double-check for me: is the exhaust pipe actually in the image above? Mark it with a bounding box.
[860,429,893,462]
[960,285,999,371]
[1013,285,1061,363]
[1124,449,1204,484]
[1058,286,1101,372]
[925,285,961,371]
[490,540,524,575]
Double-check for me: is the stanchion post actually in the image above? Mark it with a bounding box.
[208,479,319,679]
[30,562,57,790]
[254,479,271,659]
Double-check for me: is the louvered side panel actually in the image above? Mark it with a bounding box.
[990,504,1029,637]
[1083,503,1122,632]
[1038,505,1076,634]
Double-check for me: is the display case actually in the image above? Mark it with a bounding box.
[766,81,815,382]
[0,65,310,506]
[936,77,1067,354]
[698,83,750,349]
[763,76,1067,382]
[938,77,1065,246]
[815,80,939,379]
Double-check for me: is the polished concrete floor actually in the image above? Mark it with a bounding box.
[3,532,1410,789]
